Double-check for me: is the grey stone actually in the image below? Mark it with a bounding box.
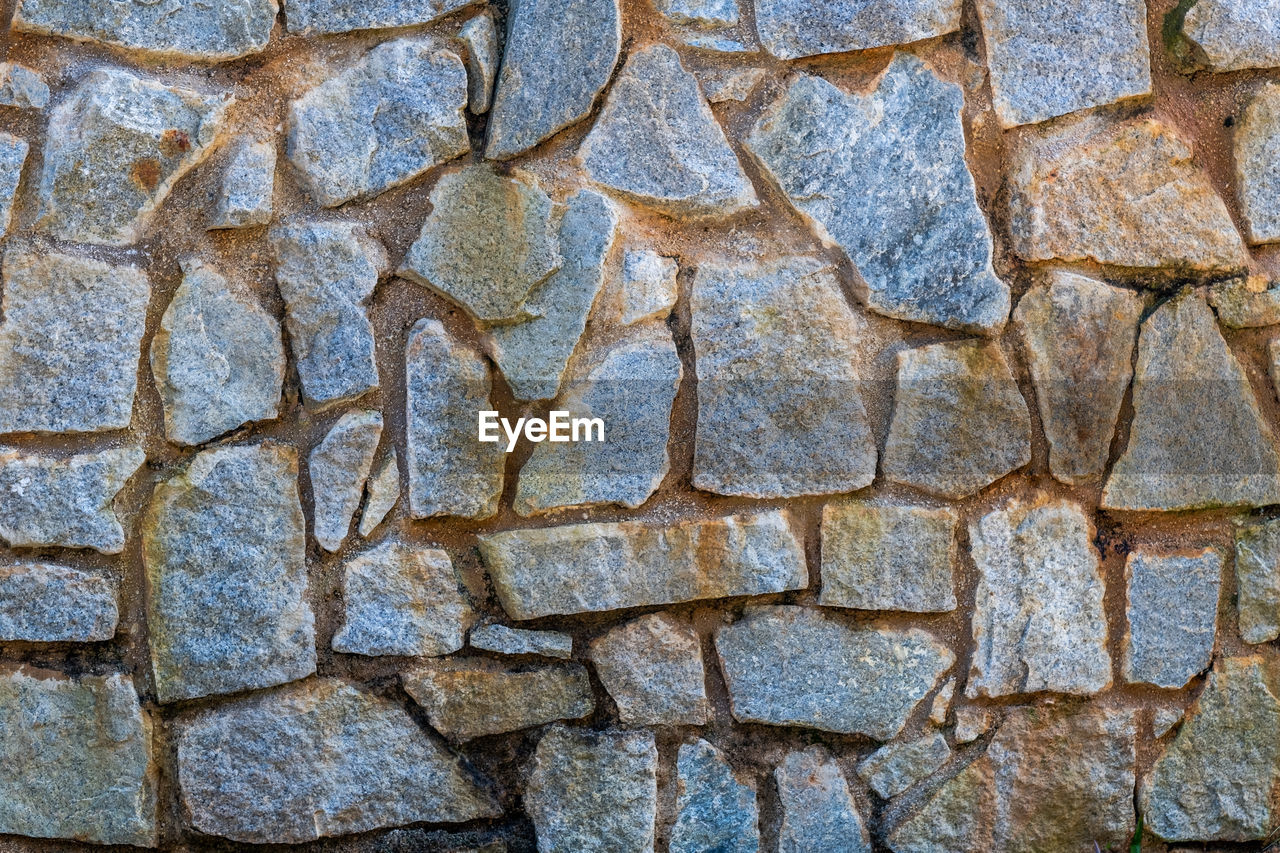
[857,732,951,799]
[484,0,620,159]
[588,612,709,726]
[1123,547,1221,689]
[310,410,382,552]
[479,510,806,619]
[882,339,1031,499]
[525,726,657,853]
[1102,291,1280,510]
[1141,656,1280,842]
[1183,0,1280,73]
[1013,271,1142,484]
[177,678,499,844]
[715,606,954,739]
[36,68,229,245]
[698,66,765,103]
[358,449,399,537]
[1154,706,1184,738]
[331,540,473,657]
[145,443,314,704]
[819,502,958,613]
[953,708,993,743]
[682,32,758,53]
[1237,83,1280,244]
[0,668,155,847]
[775,747,872,853]
[0,249,150,434]
[0,134,26,237]
[0,563,116,642]
[514,324,681,513]
[402,659,593,740]
[399,165,561,325]
[271,221,385,407]
[287,38,468,207]
[0,446,144,554]
[671,739,759,853]
[967,495,1111,698]
[285,0,480,35]
[975,0,1150,128]
[1209,275,1280,327]
[151,258,284,446]
[405,319,504,519]
[578,44,758,219]
[1236,519,1280,644]
[210,137,275,229]
[929,679,954,726]
[691,255,876,497]
[0,62,49,109]
[457,11,497,114]
[887,755,991,852]
[619,249,678,324]
[469,624,573,659]
[658,0,738,27]
[755,0,960,59]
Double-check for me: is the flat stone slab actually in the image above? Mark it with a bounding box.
[1235,519,1280,644]
[210,137,275,229]
[776,747,872,853]
[0,134,25,237]
[285,0,480,35]
[1182,0,1280,72]
[1123,547,1221,689]
[0,62,49,109]
[0,563,116,642]
[755,0,960,59]
[671,739,759,853]
[1236,83,1280,245]
[478,510,806,619]
[857,732,950,799]
[747,54,1009,333]
[470,624,573,659]
[310,409,382,552]
[589,612,710,726]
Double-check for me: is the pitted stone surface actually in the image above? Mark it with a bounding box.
[285,0,480,35]
[755,0,960,59]
[0,134,25,236]
[1209,275,1280,327]
[310,410,382,552]
[210,137,275,229]
[776,747,872,853]
[0,563,116,642]
[857,732,951,799]
[0,62,48,109]
[658,0,738,28]
[698,67,765,103]
[1235,519,1280,644]
[619,249,678,324]
[671,739,759,853]
[457,11,497,114]
[1123,547,1221,689]
[358,450,399,537]
[589,613,709,726]
[1236,83,1280,245]
[1183,0,1280,73]
[470,624,573,659]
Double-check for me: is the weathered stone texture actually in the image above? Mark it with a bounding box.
[620,249,678,324]
[1123,547,1221,689]
[285,0,480,35]
[0,62,49,109]
[589,613,709,726]
[857,732,951,799]
[1209,275,1280,327]
[470,624,573,659]
[0,134,25,236]
[776,747,872,853]
[210,137,275,229]
[310,409,382,552]
[0,563,117,642]
[755,0,961,59]
[1236,519,1280,644]
[358,450,399,537]
[1237,83,1280,245]
[457,11,497,114]
[671,739,759,853]
[698,67,765,104]
[1182,0,1280,73]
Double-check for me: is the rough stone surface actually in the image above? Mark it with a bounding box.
[747,55,1009,333]
[579,44,758,219]
[0,62,49,109]
[588,613,709,726]
[457,11,497,114]
[857,732,951,799]
[151,258,284,446]
[671,739,759,853]
[1103,291,1280,511]
[285,0,479,35]
[620,249,678,324]
[358,450,399,537]
[1209,275,1280,327]
[0,134,25,236]
[1183,0,1280,73]
[484,0,620,159]
[697,66,765,103]
[882,339,1032,499]
[1154,706,1185,739]
[775,747,872,853]
[287,38,468,207]
[1237,83,1280,245]
[479,510,806,619]
[210,137,275,229]
[406,319,504,519]
[755,0,960,59]
[953,707,993,743]
[0,563,116,642]
[0,668,155,847]
[525,726,657,853]
[1236,519,1280,644]
[331,540,473,657]
[1123,547,1221,689]
[310,410,382,552]
[470,624,573,659]
[177,679,499,844]
[715,606,954,739]
[145,444,314,704]
[658,0,738,27]
[1013,271,1142,484]
[1008,115,1249,272]
[0,446,144,554]
[692,255,877,498]
[967,495,1111,698]
[819,502,958,613]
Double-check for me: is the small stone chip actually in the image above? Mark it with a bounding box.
[754,0,960,59]
[285,0,480,35]
[671,739,759,853]
[619,249,678,325]
[1208,275,1280,327]
[457,11,498,114]
[698,66,765,103]
[0,62,49,109]
[209,137,275,229]
[1236,519,1280,644]
[589,612,710,726]
[0,134,26,237]
[0,563,116,642]
[1123,547,1221,689]
[857,732,951,799]
[310,410,382,552]
[775,747,872,853]
[657,0,739,28]
[358,450,400,537]
[470,624,573,659]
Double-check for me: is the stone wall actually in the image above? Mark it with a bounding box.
[0,0,1279,850]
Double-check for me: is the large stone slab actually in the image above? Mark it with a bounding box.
[0,134,25,236]
[691,255,876,498]
[578,44,758,220]
[478,510,806,619]
[310,409,382,552]
[1182,0,1280,73]
[288,38,468,207]
[145,444,315,704]
[285,0,480,35]
[1236,519,1280,644]
[0,563,116,642]
[746,54,1008,333]
[1102,291,1280,510]
[671,739,759,853]
[755,0,960,59]
[209,137,275,229]
[715,606,954,739]
[0,668,155,847]
[1236,83,1280,245]
[1123,547,1221,689]
[776,747,872,853]
[177,678,499,843]
[588,612,709,726]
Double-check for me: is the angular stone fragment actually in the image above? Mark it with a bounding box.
[1141,657,1280,842]
[1014,271,1141,484]
[929,679,954,726]
[458,11,497,114]
[331,540,472,657]
[479,510,805,619]
[776,747,872,853]
[620,249,678,324]
[882,339,1031,499]
[0,668,155,847]
[747,55,1008,333]
[858,732,951,799]
[1237,84,1280,244]
[1008,116,1249,272]
[0,134,26,236]
[692,255,876,497]
[715,606,954,739]
[0,446,144,554]
[210,137,275,229]
[755,0,960,59]
[485,0,620,159]
[1183,0,1280,73]
[406,319,504,519]
[671,739,759,853]
[37,68,228,245]
[1103,291,1280,510]
[151,259,284,446]
[1153,706,1184,738]
[515,325,681,513]
[698,67,765,103]
[1209,275,1280,327]
[177,679,498,843]
[1123,547,1221,689]
[0,563,116,642]
[310,410,382,551]
[358,450,399,537]
[953,707,992,743]
[525,726,657,853]
[887,756,992,852]
[400,165,561,325]
[402,659,592,740]
[658,0,738,27]
[579,44,758,219]
[820,502,958,612]
[145,444,314,704]
[470,624,573,659]
[285,0,479,35]
[1236,519,1280,644]
[0,62,49,109]
[589,612,709,726]
[288,38,468,207]
[271,221,385,407]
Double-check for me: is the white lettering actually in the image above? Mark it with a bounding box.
[573,416,604,442]
[478,411,500,442]
[549,410,570,442]
[480,412,605,451]
[525,419,547,442]
[502,416,525,453]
